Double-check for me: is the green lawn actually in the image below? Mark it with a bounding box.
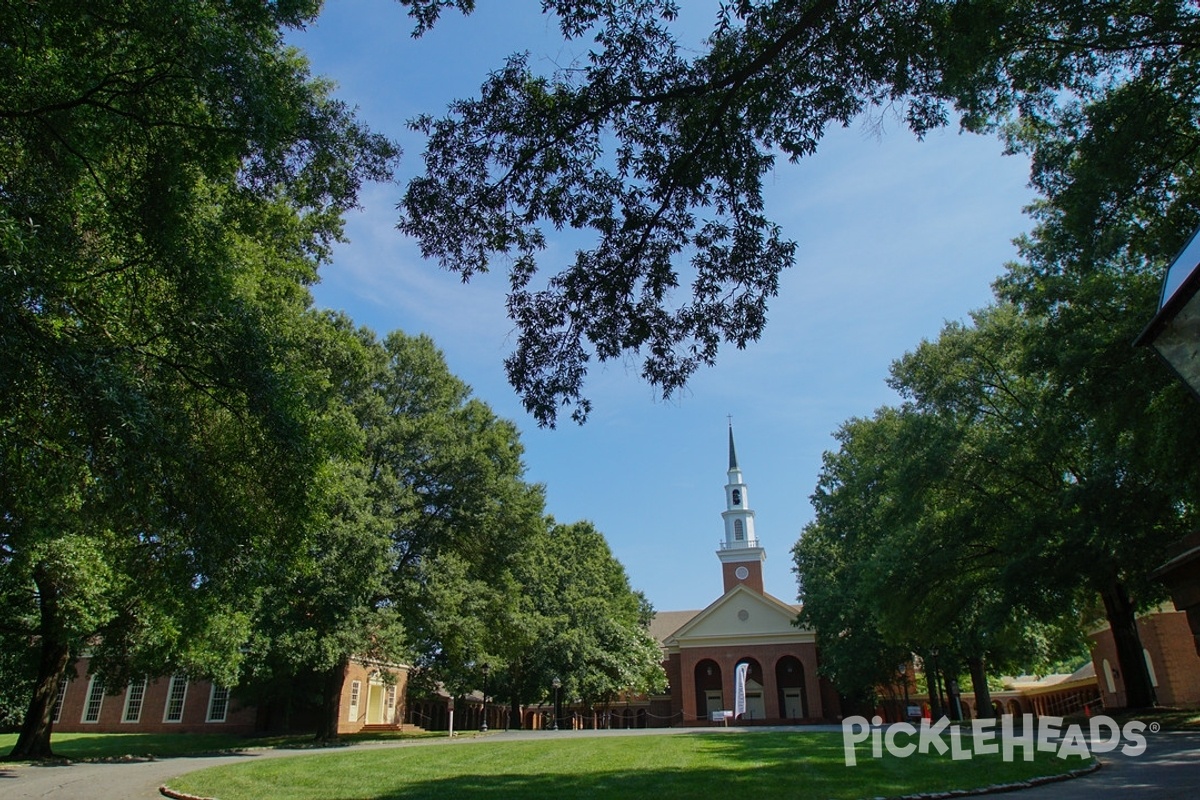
[0,729,442,761]
[166,730,1090,800]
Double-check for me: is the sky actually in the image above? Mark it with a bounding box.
[287,1,1037,613]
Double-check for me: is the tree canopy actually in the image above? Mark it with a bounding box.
[0,0,396,757]
[399,0,1200,424]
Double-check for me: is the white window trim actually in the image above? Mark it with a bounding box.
[1144,649,1159,688]
[122,678,148,723]
[206,685,230,723]
[348,680,361,722]
[163,674,188,723]
[52,678,69,723]
[81,676,105,724]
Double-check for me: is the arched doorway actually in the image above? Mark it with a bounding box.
[734,658,766,721]
[695,660,723,721]
[775,656,807,720]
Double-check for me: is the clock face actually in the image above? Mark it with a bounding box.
[735,566,749,580]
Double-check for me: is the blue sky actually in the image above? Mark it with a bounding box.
[289,1,1036,612]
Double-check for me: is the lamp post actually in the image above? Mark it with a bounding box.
[480,662,490,733]
[551,676,561,731]
[929,648,943,720]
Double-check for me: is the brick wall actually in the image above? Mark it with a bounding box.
[674,641,829,724]
[53,658,256,735]
[1090,607,1200,709]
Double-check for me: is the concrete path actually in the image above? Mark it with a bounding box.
[1014,729,1200,799]
[1,725,1196,799]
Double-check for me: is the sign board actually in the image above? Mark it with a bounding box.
[907,705,921,719]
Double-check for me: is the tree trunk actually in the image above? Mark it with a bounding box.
[9,567,73,760]
[967,655,994,719]
[509,696,522,730]
[922,657,943,719]
[313,660,347,743]
[1100,579,1156,709]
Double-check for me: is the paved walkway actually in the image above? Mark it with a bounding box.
[1,726,1196,799]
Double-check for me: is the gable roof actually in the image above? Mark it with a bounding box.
[660,583,813,650]
[649,609,702,645]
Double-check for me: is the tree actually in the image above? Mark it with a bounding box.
[891,296,1199,709]
[237,313,404,743]
[398,0,1200,424]
[516,520,664,721]
[1,0,396,758]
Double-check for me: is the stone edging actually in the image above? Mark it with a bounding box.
[159,786,214,800]
[887,759,1102,799]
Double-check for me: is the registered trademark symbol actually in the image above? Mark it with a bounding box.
[1149,722,1162,733]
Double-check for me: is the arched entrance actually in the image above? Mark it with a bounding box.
[775,656,807,720]
[695,659,723,721]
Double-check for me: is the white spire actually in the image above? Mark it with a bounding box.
[721,422,757,549]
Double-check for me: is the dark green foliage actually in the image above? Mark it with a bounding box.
[399,0,1200,425]
[0,0,397,758]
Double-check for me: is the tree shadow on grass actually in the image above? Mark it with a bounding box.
[372,732,1081,800]
[171,730,1088,800]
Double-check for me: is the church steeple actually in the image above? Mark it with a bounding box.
[728,424,739,470]
[718,421,766,593]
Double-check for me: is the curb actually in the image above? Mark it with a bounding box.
[159,787,214,800]
[888,759,1102,799]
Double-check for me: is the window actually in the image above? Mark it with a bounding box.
[348,680,361,722]
[207,685,230,723]
[1144,649,1159,688]
[164,675,188,723]
[732,489,741,505]
[123,678,148,723]
[82,676,105,723]
[52,678,69,723]
[734,519,744,540]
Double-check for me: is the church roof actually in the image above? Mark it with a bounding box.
[649,609,702,645]
[728,423,739,470]
[656,584,812,651]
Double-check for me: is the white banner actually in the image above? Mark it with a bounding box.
[734,662,749,719]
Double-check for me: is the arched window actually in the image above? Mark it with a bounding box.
[732,489,741,505]
[1143,649,1159,688]
[734,519,744,540]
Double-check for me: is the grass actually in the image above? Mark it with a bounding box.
[0,728,444,762]
[165,730,1090,800]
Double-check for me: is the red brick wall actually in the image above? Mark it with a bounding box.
[53,659,256,735]
[663,651,683,724]
[336,660,409,734]
[675,641,829,724]
[721,561,764,594]
[1090,608,1200,709]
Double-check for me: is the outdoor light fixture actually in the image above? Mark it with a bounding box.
[1135,224,1200,400]
[551,676,562,731]
[480,662,490,733]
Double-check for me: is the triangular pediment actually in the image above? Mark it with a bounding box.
[663,584,814,649]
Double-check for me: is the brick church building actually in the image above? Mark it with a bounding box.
[650,425,839,724]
